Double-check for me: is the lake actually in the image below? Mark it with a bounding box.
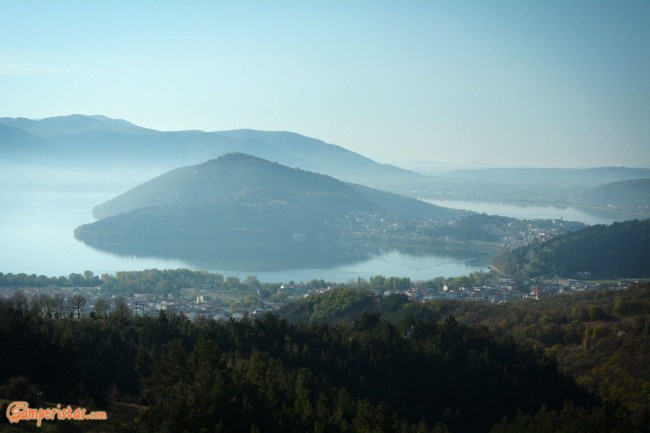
[1,189,485,283]
[2,189,634,283]
[422,199,626,226]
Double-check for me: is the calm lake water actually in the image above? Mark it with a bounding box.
[422,199,625,226]
[1,190,633,283]
[1,189,485,282]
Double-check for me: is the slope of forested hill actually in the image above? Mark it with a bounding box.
[75,153,466,252]
[3,283,650,432]
[579,178,650,207]
[399,282,650,419]
[91,153,459,221]
[491,219,650,279]
[73,153,470,270]
[278,280,650,432]
[0,297,600,433]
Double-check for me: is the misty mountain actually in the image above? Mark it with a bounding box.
[4,114,649,212]
[75,154,467,269]
[0,114,156,138]
[0,114,424,189]
[409,166,650,211]
[578,179,650,208]
[91,152,464,221]
[440,167,650,188]
[218,129,417,185]
[0,124,64,163]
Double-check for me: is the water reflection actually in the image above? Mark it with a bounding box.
[12,187,633,282]
[0,186,488,281]
[76,233,489,278]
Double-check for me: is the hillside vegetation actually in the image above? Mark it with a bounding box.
[491,219,650,279]
[91,153,456,220]
[276,281,650,426]
[2,282,649,432]
[74,154,469,270]
[578,178,650,207]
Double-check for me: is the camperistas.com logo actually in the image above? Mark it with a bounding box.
[6,401,107,427]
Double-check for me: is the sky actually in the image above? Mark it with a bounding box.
[1,0,649,168]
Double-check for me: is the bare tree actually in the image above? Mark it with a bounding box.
[43,294,57,318]
[11,290,28,312]
[70,293,87,318]
[53,293,67,318]
[30,294,52,317]
[29,294,43,316]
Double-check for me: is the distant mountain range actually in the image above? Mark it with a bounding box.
[0,114,421,189]
[75,153,468,270]
[439,167,650,187]
[2,114,649,211]
[418,168,650,214]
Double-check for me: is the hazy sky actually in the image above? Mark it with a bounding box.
[2,0,649,168]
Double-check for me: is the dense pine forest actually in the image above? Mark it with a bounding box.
[1,281,649,432]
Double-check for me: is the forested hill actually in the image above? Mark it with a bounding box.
[578,178,650,207]
[277,282,650,430]
[3,284,650,432]
[93,152,459,220]
[75,154,467,267]
[491,218,650,279]
[0,296,595,433]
